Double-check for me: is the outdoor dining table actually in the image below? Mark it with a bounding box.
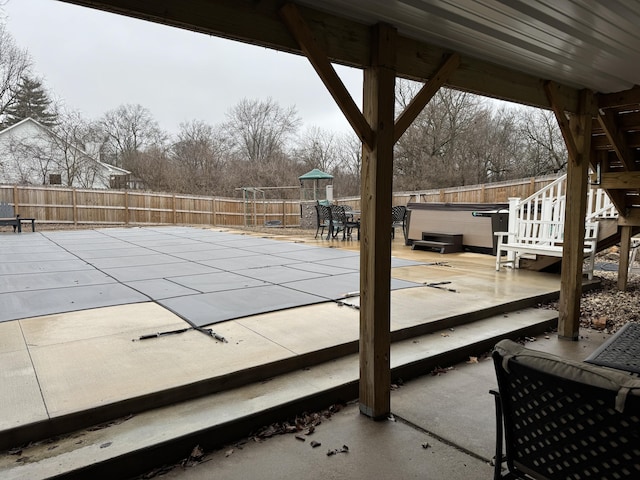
[585,322,640,374]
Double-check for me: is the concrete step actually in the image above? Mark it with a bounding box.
[0,307,557,480]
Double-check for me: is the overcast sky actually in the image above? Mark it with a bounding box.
[3,0,363,136]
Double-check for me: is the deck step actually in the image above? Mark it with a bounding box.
[412,233,463,253]
[0,308,558,480]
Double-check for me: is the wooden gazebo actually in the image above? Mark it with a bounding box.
[61,0,640,420]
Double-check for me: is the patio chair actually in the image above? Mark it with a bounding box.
[314,203,331,239]
[391,205,407,240]
[491,339,640,480]
[330,204,360,240]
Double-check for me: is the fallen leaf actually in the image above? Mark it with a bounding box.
[326,445,349,456]
[225,449,234,457]
[310,441,321,448]
[190,445,204,461]
[295,434,306,442]
[592,316,608,330]
[467,356,478,364]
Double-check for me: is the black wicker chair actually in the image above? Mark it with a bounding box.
[391,205,407,240]
[491,339,640,480]
[314,203,331,239]
[330,204,359,240]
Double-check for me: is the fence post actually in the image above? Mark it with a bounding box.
[282,201,286,227]
[172,194,177,225]
[12,185,18,210]
[124,191,130,225]
[73,189,78,225]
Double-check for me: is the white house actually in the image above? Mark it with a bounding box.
[0,117,131,189]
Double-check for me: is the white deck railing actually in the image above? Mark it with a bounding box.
[503,174,617,264]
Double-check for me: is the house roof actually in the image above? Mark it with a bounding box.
[0,117,130,175]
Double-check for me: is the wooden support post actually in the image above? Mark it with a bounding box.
[618,225,632,291]
[554,90,593,340]
[13,185,18,210]
[359,23,396,419]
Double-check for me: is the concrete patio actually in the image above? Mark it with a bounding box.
[0,226,607,479]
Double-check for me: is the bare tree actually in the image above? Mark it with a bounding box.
[99,104,167,170]
[49,109,101,187]
[224,98,301,164]
[394,82,484,190]
[293,126,342,173]
[456,106,521,184]
[171,119,229,194]
[131,145,176,192]
[516,107,567,176]
[333,131,361,196]
[0,24,31,123]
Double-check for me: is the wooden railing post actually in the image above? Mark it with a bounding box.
[13,185,18,211]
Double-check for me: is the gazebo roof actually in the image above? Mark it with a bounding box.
[298,168,333,181]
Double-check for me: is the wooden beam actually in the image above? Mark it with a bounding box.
[592,111,640,135]
[604,189,629,215]
[393,53,460,143]
[557,89,593,340]
[279,3,374,149]
[618,225,632,291]
[599,172,640,189]
[592,131,640,150]
[597,111,635,171]
[593,151,628,214]
[597,86,640,109]
[545,81,579,162]
[359,22,396,420]
[59,0,582,112]
[618,209,640,227]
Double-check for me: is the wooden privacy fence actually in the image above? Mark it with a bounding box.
[0,185,301,227]
[0,174,561,228]
[338,174,562,210]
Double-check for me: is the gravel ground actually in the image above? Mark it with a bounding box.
[542,247,640,335]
